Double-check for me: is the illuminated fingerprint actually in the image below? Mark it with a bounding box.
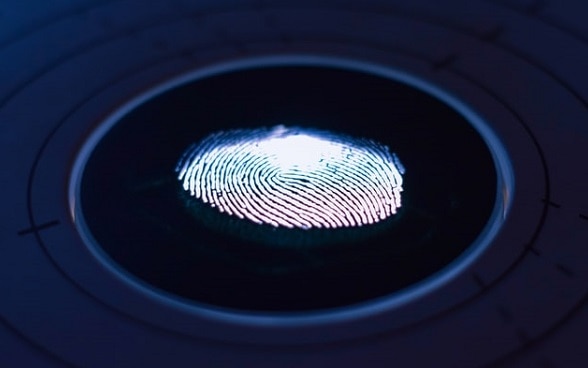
[176,125,404,229]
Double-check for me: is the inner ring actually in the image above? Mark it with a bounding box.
[69,55,513,322]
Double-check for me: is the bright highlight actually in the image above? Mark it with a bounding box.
[176,125,404,229]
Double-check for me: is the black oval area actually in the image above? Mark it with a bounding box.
[74,60,499,313]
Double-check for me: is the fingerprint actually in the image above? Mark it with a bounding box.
[176,125,404,230]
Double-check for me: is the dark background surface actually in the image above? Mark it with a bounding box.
[1,0,587,367]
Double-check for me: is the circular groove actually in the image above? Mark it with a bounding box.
[25,45,512,344]
[21,39,530,338]
[1,1,586,367]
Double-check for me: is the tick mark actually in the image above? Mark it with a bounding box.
[18,220,60,236]
[525,0,547,15]
[555,263,575,278]
[472,273,486,289]
[497,305,513,324]
[431,54,457,71]
[479,26,504,42]
[529,247,541,257]
[541,198,561,208]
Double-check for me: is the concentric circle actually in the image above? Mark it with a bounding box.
[4,1,588,366]
[70,55,511,315]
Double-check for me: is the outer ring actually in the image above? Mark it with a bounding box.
[67,54,514,327]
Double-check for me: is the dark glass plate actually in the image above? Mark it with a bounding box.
[75,61,498,312]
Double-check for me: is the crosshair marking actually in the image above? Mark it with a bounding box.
[17,220,60,236]
[431,53,458,71]
[541,198,561,208]
[554,263,576,278]
[177,125,405,229]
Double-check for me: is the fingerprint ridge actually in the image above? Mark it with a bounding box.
[176,125,404,229]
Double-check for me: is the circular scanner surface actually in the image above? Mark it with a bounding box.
[72,59,507,313]
[3,1,587,367]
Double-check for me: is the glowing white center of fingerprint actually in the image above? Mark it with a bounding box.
[176,125,404,229]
